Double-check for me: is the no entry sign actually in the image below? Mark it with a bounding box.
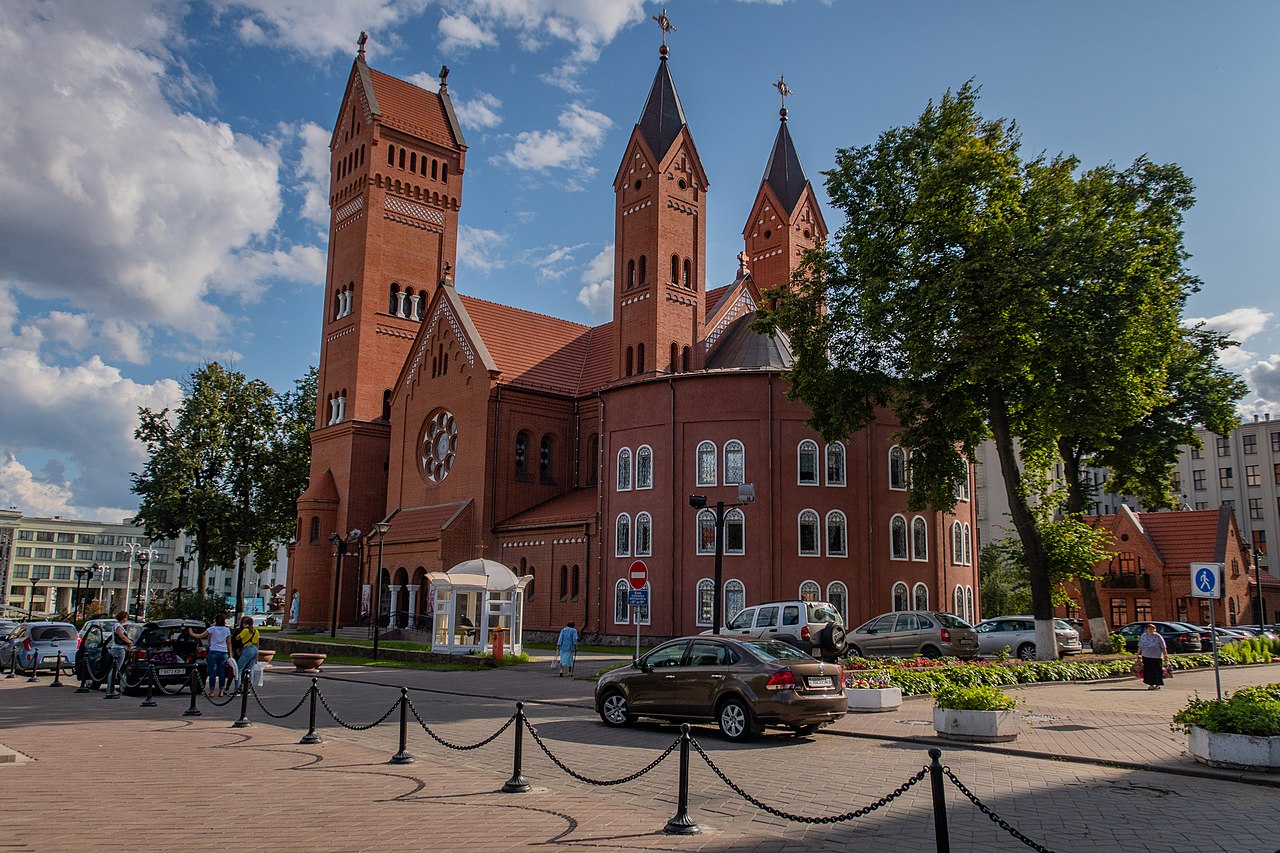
[628,560,648,590]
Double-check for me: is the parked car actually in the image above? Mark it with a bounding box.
[79,617,134,641]
[77,618,209,693]
[847,610,980,659]
[249,612,282,628]
[595,636,847,741]
[719,600,848,662]
[974,616,1083,659]
[0,621,78,673]
[1117,621,1202,654]
[75,620,141,688]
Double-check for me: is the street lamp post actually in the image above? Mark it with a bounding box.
[688,484,755,635]
[175,555,192,612]
[28,576,39,621]
[233,544,250,625]
[74,566,97,621]
[328,530,362,637]
[372,521,391,661]
[1255,546,1269,630]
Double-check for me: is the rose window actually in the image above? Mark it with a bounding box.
[419,409,457,483]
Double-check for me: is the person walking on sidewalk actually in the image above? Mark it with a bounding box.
[1138,623,1168,690]
[233,617,261,692]
[556,621,579,677]
[188,615,231,697]
[108,611,133,686]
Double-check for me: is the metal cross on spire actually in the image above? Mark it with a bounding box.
[653,7,676,55]
[357,31,368,60]
[773,74,793,118]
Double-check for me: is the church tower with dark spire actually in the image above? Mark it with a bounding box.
[611,13,709,379]
[743,77,826,298]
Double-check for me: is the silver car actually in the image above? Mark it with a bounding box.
[847,611,980,659]
[974,616,1082,659]
[0,621,79,673]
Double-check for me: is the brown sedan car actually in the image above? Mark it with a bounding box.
[595,636,847,741]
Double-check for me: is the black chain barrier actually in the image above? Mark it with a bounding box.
[693,737,929,824]
[248,682,309,720]
[943,765,1056,853]
[316,686,400,731]
[405,696,516,751]
[522,715,680,786]
[201,684,240,707]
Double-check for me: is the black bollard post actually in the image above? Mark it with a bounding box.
[663,723,700,835]
[390,687,414,764]
[140,652,158,707]
[104,656,120,699]
[929,748,951,853]
[232,670,252,728]
[299,678,322,745]
[50,651,64,687]
[183,666,202,717]
[74,658,92,693]
[502,702,531,793]
[26,650,40,682]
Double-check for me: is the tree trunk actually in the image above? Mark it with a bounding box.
[1059,444,1112,653]
[988,390,1057,661]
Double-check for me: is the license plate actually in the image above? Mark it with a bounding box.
[158,668,185,677]
[41,656,59,664]
[807,676,834,689]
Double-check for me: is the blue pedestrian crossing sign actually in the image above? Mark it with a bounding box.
[1190,562,1223,599]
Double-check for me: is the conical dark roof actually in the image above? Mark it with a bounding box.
[636,57,687,158]
[705,312,794,370]
[762,115,808,213]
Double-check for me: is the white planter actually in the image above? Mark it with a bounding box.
[933,707,1020,743]
[846,686,903,712]
[1188,726,1280,771]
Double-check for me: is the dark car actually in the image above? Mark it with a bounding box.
[1117,621,1202,654]
[595,636,847,741]
[77,618,208,693]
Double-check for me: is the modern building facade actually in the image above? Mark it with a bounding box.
[286,35,980,640]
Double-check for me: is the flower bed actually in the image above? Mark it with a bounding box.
[1173,683,1280,770]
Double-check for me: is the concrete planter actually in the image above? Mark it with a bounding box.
[1188,726,1280,771]
[933,707,1020,742]
[289,653,325,673]
[846,687,903,712]
[257,650,275,664]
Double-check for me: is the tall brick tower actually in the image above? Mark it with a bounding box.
[742,79,826,298]
[611,23,708,379]
[290,35,467,629]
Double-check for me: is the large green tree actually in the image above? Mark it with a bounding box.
[755,82,1242,659]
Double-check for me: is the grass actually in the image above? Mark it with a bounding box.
[525,641,642,655]
[276,631,428,651]
[316,654,496,671]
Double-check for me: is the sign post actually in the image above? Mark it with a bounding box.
[628,561,648,661]
[1190,562,1224,700]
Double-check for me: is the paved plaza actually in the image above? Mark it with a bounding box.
[2,658,1279,852]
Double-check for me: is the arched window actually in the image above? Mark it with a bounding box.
[798,509,820,556]
[963,523,972,566]
[725,579,745,622]
[696,441,717,486]
[696,508,716,554]
[638,255,646,284]
[893,582,910,611]
[913,582,929,611]
[826,510,847,556]
[912,516,928,561]
[671,254,680,284]
[389,283,401,315]
[635,512,652,557]
[539,434,554,483]
[616,448,632,491]
[827,581,848,622]
[625,346,633,376]
[1228,597,1238,626]
[431,159,438,179]
[627,259,635,288]
[526,566,535,601]
[571,565,580,601]
[309,517,320,545]
[724,508,745,555]
[683,258,691,288]
[399,148,406,169]
[955,472,970,501]
[615,514,631,557]
[614,579,630,625]
[952,522,964,565]
[441,162,448,181]
[965,586,975,624]
[636,445,653,489]
[826,442,846,486]
[409,152,416,172]
[800,580,821,602]
[681,346,690,372]
[724,440,745,485]
[637,342,645,374]
[387,144,395,166]
[695,578,714,625]
[560,565,568,601]
[381,389,392,422]
[890,515,908,560]
[669,342,678,374]
[889,446,908,490]
[586,433,599,486]
[954,585,964,616]
[798,440,819,485]
[515,432,530,480]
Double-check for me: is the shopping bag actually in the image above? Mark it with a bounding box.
[251,661,266,687]
[1162,664,1173,679]
[1130,659,1142,678]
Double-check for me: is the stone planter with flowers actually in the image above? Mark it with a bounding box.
[844,671,903,712]
[932,684,1020,743]
[1172,683,1280,772]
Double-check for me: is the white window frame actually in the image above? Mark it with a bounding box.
[954,585,964,616]
[955,471,970,502]
[696,440,717,487]
[965,586,975,624]
[826,581,848,623]
[825,510,848,557]
[798,509,820,556]
[911,516,928,562]
[635,511,652,557]
[799,579,821,602]
[890,514,908,560]
[912,582,929,610]
[636,445,654,490]
[724,508,745,555]
[963,523,972,565]
[695,578,715,626]
[723,439,745,486]
[615,513,631,557]
[696,508,717,555]
[616,447,632,491]
[889,445,908,490]
[724,579,746,622]
[798,439,819,486]
[892,581,909,611]
[614,579,630,625]
[952,521,964,565]
[826,442,846,487]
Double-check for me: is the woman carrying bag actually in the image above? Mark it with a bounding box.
[1136,623,1168,690]
[232,617,261,693]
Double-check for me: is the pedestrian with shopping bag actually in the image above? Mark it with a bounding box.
[556,620,579,677]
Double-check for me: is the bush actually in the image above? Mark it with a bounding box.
[934,684,1017,711]
[145,589,228,624]
[1172,683,1280,737]
[1108,633,1126,655]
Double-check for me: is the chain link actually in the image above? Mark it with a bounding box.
[691,738,928,824]
[522,716,679,786]
[943,766,1056,853]
[316,687,400,731]
[404,697,516,750]
[248,682,309,720]
[201,687,240,707]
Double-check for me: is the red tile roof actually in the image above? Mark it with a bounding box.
[497,488,599,530]
[1136,510,1226,569]
[706,284,732,314]
[385,502,469,544]
[367,68,459,149]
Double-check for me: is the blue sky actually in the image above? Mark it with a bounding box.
[1,0,1277,521]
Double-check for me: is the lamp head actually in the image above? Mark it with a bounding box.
[737,483,756,504]
[328,532,340,543]
[688,495,707,510]
[374,521,391,536]
[346,529,362,542]
[137,552,150,567]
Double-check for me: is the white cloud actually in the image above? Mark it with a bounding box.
[1247,354,1280,404]
[522,242,588,282]
[498,103,612,175]
[296,121,334,227]
[438,13,499,52]
[1187,307,1273,343]
[576,243,613,321]
[457,225,508,276]
[453,91,504,130]
[213,0,432,60]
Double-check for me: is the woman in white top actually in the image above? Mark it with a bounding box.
[188,614,232,697]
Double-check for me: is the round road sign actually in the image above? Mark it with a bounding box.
[628,560,648,590]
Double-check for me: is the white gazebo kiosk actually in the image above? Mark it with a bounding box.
[427,559,530,655]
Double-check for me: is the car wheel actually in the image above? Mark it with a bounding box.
[716,696,759,742]
[920,645,942,659]
[121,664,145,695]
[1016,643,1036,661]
[847,644,864,658]
[599,690,634,727]
[818,623,847,658]
[790,724,819,737]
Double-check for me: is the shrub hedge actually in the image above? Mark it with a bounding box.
[1172,683,1280,737]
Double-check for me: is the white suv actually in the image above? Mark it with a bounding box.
[720,601,848,662]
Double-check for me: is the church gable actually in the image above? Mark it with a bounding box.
[704,278,759,352]
[398,287,495,401]
[657,131,708,193]
[613,134,660,193]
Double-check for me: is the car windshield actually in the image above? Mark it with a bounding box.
[140,625,199,646]
[31,625,76,641]
[743,640,815,662]
[1053,620,1072,631]
[934,613,972,630]
[807,603,841,624]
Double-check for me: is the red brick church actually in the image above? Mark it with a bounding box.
[285,33,980,640]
